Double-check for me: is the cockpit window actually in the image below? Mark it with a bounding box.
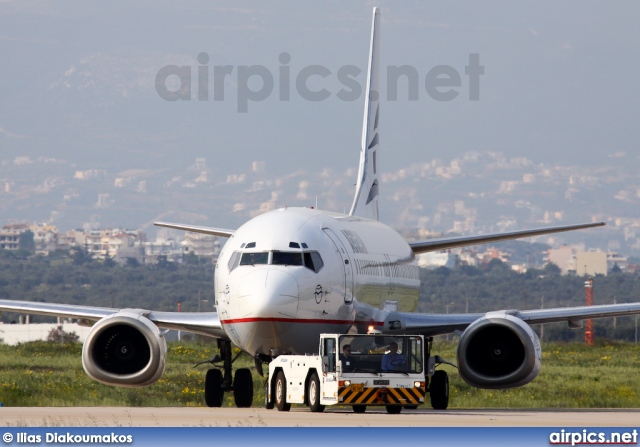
[289,242,300,248]
[304,251,324,273]
[228,249,324,273]
[272,251,303,266]
[228,251,241,272]
[240,252,268,265]
[245,242,256,248]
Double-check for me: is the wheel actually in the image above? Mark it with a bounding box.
[403,405,419,410]
[430,370,449,410]
[275,371,291,412]
[233,368,254,408]
[352,405,366,413]
[205,369,224,407]
[264,380,274,409]
[307,372,325,413]
[386,405,402,414]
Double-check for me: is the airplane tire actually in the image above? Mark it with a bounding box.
[352,405,366,413]
[386,405,402,414]
[233,368,254,408]
[275,371,291,412]
[430,370,449,410]
[307,372,325,413]
[205,369,224,407]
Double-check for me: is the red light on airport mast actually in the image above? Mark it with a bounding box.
[584,278,594,346]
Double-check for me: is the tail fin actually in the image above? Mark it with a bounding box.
[349,7,381,221]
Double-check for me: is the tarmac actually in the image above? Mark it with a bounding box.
[1,407,639,427]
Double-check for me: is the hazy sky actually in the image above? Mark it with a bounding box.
[1,1,639,180]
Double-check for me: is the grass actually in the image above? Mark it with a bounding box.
[0,340,639,408]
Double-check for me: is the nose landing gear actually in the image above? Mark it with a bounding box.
[196,339,254,408]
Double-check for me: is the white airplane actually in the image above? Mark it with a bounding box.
[2,8,640,410]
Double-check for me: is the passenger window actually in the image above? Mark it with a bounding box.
[240,252,268,265]
[304,251,324,273]
[272,251,303,266]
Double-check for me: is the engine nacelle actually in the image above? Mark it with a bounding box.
[456,313,541,389]
[82,311,167,387]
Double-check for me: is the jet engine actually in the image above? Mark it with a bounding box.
[82,311,167,387]
[456,313,541,389]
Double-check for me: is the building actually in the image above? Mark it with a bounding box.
[57,229,86,250]
[418,251,458,269]
[575,251,608,276]
[83,229,143,259]
[547,246,575,274]
[29,224,59,255]
[182,232,220,260]
[140,238,183,264]
[548,247,628,276]
[0,322,92,345]
[0,224,28,250]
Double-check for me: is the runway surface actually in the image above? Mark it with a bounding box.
[1,407,639,427]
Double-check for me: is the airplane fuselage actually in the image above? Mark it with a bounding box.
[214,207,420,356]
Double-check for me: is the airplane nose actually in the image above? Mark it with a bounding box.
[238,269,299,318]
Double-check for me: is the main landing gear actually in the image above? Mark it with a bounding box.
[195,339,254,408]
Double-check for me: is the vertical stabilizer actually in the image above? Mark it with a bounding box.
[349,7,381,221]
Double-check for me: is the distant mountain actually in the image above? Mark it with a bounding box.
[2,150,640,255]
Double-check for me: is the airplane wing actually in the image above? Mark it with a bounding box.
[0,299,229,339]
[154,221,235,238]
[394,302,640,336]
[409,222,605,255]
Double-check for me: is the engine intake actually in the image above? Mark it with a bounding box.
[82,311,167,387]
[457,314,541,389]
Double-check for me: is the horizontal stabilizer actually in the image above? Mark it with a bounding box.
[154,221,235,238]
[409,222,605,255]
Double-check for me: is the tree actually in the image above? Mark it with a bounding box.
[18,230,36,253]
[486,258,509,273]
[156,255,177,271]
[47,325,80,343]
[543,262,562,276]
[70,246,92,265]
[126,257,141,267]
